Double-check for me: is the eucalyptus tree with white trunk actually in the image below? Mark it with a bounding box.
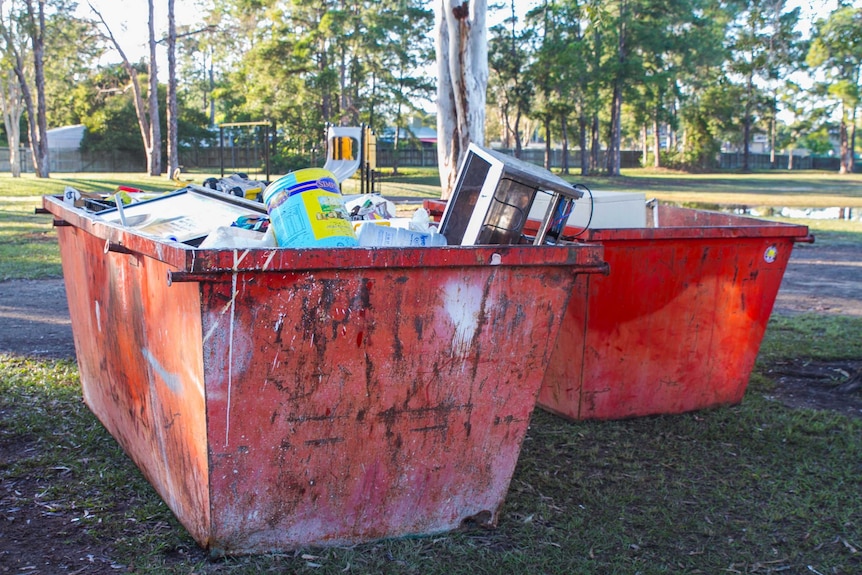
[0,71,23,177]
[145,0,161,176]
[89,0,161,176]
[166,0,178,179]
[434,0,488,199]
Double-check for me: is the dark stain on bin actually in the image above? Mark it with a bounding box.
[43,194,606,555]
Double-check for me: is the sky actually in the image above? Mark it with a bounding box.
[75,0,203,71]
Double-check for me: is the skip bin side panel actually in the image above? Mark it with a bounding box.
[55,225,212,545]
[540,235,795,420]
[199,262,579,554]
[536,275,591,421]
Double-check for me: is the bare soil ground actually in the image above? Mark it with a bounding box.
[0,238,860,573]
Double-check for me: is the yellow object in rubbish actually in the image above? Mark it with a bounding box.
[112,190,134,205]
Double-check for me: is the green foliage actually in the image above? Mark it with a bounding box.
[489,3,535,151]
[799,123,838,156]
[75,68,216,156]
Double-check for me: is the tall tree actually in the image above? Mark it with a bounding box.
[806,5,862,174]
[604,0,627,176]
[166,0,179,179]
[0,0,51,177]
[89,1,161,176]
[727,0,802,172]
[435,0,488,199]
[363,0,434,174]
[145,0,160,175]
[25,0,48,176]
[488,0,533,158]
[0,65,22,176]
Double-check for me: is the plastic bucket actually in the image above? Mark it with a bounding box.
[263,168,358,247]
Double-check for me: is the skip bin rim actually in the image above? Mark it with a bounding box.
[43,194,608,275]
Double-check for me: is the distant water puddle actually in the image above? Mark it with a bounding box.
[677,203,861,222]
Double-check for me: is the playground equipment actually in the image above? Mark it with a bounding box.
[324,124,378,193]
[219,121,272,181]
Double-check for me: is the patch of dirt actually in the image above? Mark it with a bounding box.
[0,279,75,360]
[772,241,862,318]
[762,359,862,420]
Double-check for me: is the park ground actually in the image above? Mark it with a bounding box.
[1,168,861,573]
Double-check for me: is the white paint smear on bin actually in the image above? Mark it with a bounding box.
[442,281,484,357]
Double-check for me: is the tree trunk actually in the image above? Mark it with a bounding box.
[208,49,215,125]
[434,0,488,199]
[606,80,622,176]
[26,0,49,177]
[393,99,402,176]
[769,95,776,168]
[91,4,154,175]
[849,106,857,173]
[560,114,570,175]
[838,119,849,175]
[543,115,551,170]
[653,118,661,168]
[742,73,752,172]
[513,109,523,159]
[641,124,647,167]
[147,0,162,176]
[578,114,588,176]
[590,114,599,173]
[2,4,40,178]
[167,0,179,179]
[605,0,625,177]
[787,149,794,170]
[0,73,23,177]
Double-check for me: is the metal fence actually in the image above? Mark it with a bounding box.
[1,145,856,174]
[719,152,860,173]
[376,145,644,170]
[0,147,145,173]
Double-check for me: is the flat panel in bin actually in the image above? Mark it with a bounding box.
[43,194,606,555]
[529,190,647,229]
[536,204,810,421]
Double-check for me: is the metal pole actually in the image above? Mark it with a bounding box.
[264,123,271,181]
[219,126,225,178]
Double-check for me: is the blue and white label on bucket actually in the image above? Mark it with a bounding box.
[286,176,341,198]
[763,245,778,263]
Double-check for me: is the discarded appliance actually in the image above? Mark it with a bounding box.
[93,185,268,246]
[529,189,648,230]
[437,144,584,246]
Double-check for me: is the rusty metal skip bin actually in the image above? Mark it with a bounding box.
[536,204,812,421]
[42,194,606,555]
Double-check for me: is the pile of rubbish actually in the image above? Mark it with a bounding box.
[63,168,446,250]
[64,144,589,251]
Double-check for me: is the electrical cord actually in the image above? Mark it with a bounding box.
[560,183,594,240]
